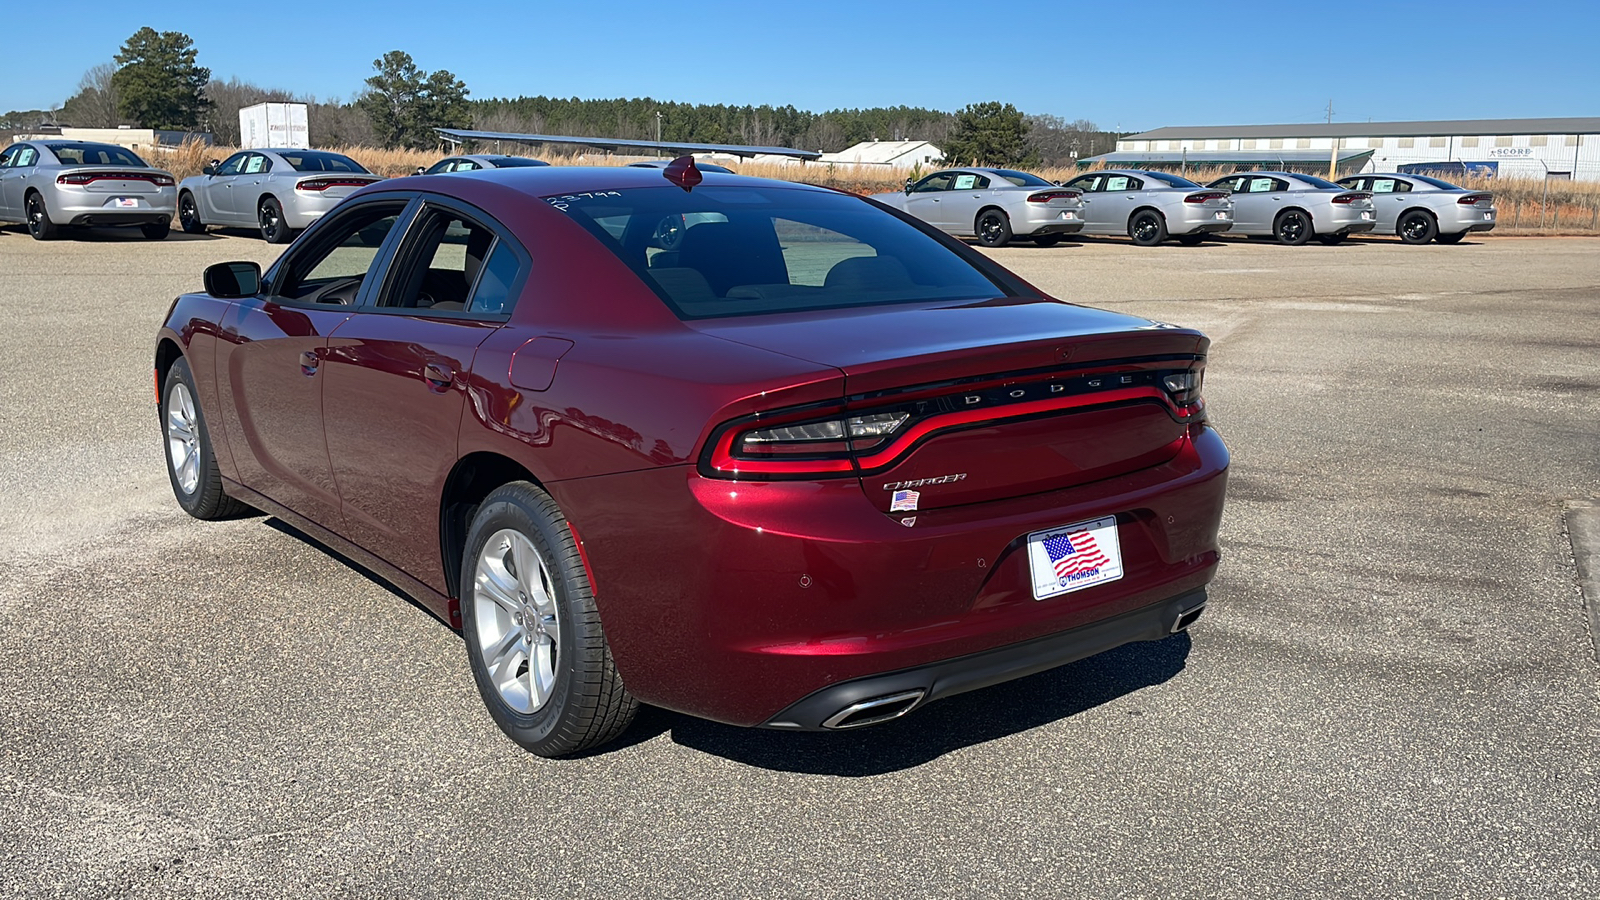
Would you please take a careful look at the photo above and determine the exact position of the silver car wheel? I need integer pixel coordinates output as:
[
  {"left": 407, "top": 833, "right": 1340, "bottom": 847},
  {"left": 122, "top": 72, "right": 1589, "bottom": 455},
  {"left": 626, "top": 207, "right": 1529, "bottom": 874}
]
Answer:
[
  {"left": 473, "top": 528, "right": 562, "bottom": 714},
  {"left": 259, "top": 202, "right": 280, "bottom": 241},
  {"left": 165, "top": 382, "right": 201, "bottom": 496}
]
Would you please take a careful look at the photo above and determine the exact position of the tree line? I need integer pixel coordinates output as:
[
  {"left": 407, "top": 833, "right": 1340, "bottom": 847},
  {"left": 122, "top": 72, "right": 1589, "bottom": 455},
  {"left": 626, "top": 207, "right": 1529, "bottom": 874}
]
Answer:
[{"left": 0, "top": 27, "right": 1122, "bottom": 165}]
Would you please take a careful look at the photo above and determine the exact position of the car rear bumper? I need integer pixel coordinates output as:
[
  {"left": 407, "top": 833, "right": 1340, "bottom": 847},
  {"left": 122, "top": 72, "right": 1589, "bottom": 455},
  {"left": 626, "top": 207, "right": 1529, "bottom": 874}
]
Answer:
[
  {"left": 1015, "top": 204, "right": 1086, "bottom": 236},
  {"left": 1320, "top": 206, "right": 1377, "bottom": 234},
  {"left": 1447, "top": 206, "right": 1497, "bottom": 233},
  {"left": 281, "top": 192, "right": 355, "bottom": 229},
  {"left": 47, "top": 186, "right": 175, "bottom": 226},
  {"left": 1170, "top": 205, "right": 1233, "bottom": 235},
  {"left": 551, "top": 423, "right": 1229, "bottom": 727}
]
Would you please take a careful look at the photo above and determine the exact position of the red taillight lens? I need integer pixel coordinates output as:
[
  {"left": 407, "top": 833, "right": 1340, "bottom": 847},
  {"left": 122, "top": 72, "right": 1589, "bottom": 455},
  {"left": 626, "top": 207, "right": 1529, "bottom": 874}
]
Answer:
[
  {"left": 295, "top": 178, "right": 375, "bottom": 192},
  {"left": 1184, "top": 191, "right": 1227, "bottom": 204},
  {"left": 1458, "top": 194, "right": 1490, "bottom": 205},
  {"left": 57, "top": 171, "right": 173, "bottom": 186},
  {"left": 1027, "top": 190, "right": 1081, "bottom": 203},
  {"left": 1331, "top": 192, "right": 1370, "bottom": 204}
]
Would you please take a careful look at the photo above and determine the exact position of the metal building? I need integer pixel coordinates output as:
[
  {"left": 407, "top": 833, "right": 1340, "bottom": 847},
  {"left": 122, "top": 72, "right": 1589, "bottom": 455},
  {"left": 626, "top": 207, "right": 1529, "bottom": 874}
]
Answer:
[{"left": 1087, "top": 117, "right": 1600, "bottom": 181}]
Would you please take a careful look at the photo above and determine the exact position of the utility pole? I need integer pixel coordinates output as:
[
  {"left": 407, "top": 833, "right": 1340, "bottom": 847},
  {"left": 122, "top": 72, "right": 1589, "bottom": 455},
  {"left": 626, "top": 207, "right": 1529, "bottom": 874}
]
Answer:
[
  {"left": 655, "top": 110, "right": 662, "bottom": 144},
  {"left": 1326, "top": 99, "right": 1339, "bottom": 179}
]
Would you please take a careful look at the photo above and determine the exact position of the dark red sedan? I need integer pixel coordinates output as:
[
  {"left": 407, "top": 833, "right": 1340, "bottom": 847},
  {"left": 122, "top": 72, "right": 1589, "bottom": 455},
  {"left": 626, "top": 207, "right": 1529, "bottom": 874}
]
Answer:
[{"left": 155, "top": 162, "right": 1228, "bottom": 756}]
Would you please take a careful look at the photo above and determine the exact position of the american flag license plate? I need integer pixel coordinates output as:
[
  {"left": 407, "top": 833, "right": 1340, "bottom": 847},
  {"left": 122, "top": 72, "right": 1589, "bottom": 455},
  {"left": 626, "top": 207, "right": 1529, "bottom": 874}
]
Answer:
[{"left": 1027, "top": 516, "right": 1124, "bottom": 600}]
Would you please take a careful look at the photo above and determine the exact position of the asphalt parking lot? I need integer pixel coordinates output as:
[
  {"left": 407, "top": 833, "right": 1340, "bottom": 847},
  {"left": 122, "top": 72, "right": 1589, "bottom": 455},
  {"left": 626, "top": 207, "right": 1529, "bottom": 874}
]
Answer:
[{"left": 2, "top": 227, "right": 1597, "bottom": 898}]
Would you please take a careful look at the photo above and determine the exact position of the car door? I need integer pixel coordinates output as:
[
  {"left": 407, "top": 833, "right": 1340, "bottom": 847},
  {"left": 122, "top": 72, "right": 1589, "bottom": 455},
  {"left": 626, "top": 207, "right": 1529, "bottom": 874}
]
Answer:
[
  {"left": 0, "top": 145, "right": 23, "bottom": 220},
  {"left": 214, "top": 197, "right": 412, "bottom": 530},
  {"left": 199, "top": 152, "right": 249, "bottom": 223},
  {"left": 1097, "top": 174, "right": 1144, "bottom": 233},
  {"left": 1367, "top": 176, "right": 1413, "bottom": 233},
  {"left": 1063, "top": 175, "right": 1108, "bottom": 232},
  {"left": 940, "top": 172, "right": 991, "bottom": 236},
  {"left": 1233, "top": 176, "right": 1284, "bottom": 232},
  {"left": 235, "top": 152, "right": 273, "bottom": 218},
  {"left": 902, "top": 172, "right": 957, "bottom": 230},
  {"left": 320, "top": 199, "right": 525, "bottom": 591}
]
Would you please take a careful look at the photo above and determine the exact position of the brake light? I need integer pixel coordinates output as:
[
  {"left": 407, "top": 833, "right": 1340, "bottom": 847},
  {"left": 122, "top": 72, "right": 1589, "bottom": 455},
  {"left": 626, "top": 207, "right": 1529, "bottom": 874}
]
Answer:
[
  {"left": 1184, "top": 191, "right": 1227, "bottom": 203},
  {"left": 1458, "top": 194, "right": 1490, "bottom": 205},
  {"left": 1027, "top": 190, "right": 1080, "bottom": 203},
  {"left": 295, "top": 178, "right": 375, "bottom": 192},
  {"left": 57, "top": 172, "right": 174, "bottom": 186},
  {"left": 1331, "top": 192, "right": 1370, "bottom": 204}
]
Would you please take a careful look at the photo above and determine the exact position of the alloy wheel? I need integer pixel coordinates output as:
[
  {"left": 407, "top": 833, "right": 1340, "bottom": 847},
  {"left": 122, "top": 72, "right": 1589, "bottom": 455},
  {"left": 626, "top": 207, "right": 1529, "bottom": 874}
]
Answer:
[
  {"left": 26, "top": 196, "right": 45, "bottom": 237},
  {"left": 180, "top": 195, "right": 197, "bottom": 229},
  {"left": 165, "top": 382, "right": 201, "bottom": 496},
  {"left": 259, "top": 203, "right": 280, "bottom": 241},
  {"left": 472, "top": 529, "right": 562, "bottom": 714}
]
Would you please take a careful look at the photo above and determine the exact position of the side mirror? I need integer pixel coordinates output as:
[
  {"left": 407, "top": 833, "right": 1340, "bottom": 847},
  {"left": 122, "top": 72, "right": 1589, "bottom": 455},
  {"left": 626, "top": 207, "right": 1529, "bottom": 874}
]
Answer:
[
  {"left": 202, "top": 161, "right": 220, "bottom": 176},
  {"left": 204, "top": 261, "right": 261, "bottom": 298},
  {"left": 414, "top": 166, "right": 426, "bottom": 176},
  {"left": 904, "top": 178, "right": 913, "bottom": 194}
]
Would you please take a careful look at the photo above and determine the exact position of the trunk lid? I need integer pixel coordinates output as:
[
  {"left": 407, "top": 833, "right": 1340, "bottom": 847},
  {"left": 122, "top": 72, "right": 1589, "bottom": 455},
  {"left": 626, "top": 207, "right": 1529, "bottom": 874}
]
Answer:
[
  {"left": 61, "top": 167, "right": 174, "bottom": 194},
  {"left": 694, "top": 298, "right": 1207, "bottom": 512}
]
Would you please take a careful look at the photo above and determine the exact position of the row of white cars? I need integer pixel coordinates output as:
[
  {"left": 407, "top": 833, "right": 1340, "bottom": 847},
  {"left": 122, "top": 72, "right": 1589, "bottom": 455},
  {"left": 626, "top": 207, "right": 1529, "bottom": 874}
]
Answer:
[{"left": 873, "top": 167, "right": 1498, "bottom": 247}]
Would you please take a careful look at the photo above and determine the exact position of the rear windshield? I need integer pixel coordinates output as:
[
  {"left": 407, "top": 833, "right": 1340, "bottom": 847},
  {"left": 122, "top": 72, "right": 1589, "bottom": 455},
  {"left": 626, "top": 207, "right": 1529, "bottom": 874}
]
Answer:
[
  {"left": 1294, "top": 174, "right": 1343, "bottom": 190},
  {"left": 45, "top": 142, "right": 147, "bottom": 167},
  {"left": 1143, "top": 172, "right": 1202, "bottom": 188},
  {"left": 1408, "top": 174, "right": 1460, "bottom": 189},
  {"left": 550, "top": 185, "right": 1007, "bottom": 319},
  {"left": 992, "top": 169, "right": 1053, "bottom": 187},
  {"left": 488, "top": 157, "right": 550, "bottom": 168},
  {"left": 281, "top": 151, "right": 369, "bottom": 173}
]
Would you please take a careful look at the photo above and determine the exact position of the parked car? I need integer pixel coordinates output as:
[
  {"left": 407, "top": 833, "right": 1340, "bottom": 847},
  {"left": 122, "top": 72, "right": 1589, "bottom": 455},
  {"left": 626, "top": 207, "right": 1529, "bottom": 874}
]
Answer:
[
  {"left": 155, "top": 165, "right": 1228, "bottom": 757},
  {"left": 177, "top": 148, "right": 383, "bottom": 244},
  {"left": 1335, "top": 172, "right": 1496, "bottom": 244},
  {"left": 415, "top": 155, "right": 551, "bottom": 175},
  {"left": 0, "top": 140, "right": 176, "bottom": 240},
  {"left": 1205, "top": 171, "right": 1376, "bottom": 245},
  {"left": 628, "top": 159, "right": 735, "bottom": 174},
  {"left": 873, "top": 168, "right": 1086, "bottom": 247},
  {"left": 1058, "top": 170, "right": 1233, "bottom": 246}
]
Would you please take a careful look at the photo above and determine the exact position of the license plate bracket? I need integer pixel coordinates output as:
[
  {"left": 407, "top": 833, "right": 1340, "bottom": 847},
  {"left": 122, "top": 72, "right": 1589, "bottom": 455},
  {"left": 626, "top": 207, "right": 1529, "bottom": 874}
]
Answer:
[{"left": 1027, "top": 515, "right": 1124, "bottom": 600}]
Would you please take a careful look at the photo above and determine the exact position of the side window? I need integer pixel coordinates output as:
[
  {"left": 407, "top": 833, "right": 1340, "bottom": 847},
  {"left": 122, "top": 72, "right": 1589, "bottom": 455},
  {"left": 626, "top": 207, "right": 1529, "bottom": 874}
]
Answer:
[
  {"left": 1340, "top": 178, "right": 1367, "bottom": 191},
  {"left": 1103, "top": 175, "right": 1133, "bottom": 191},
  {"left": 243, "top": 154, "right": 270, "bottom": 175},
  {"left": 1213, "top": 176, "right": 1244, "bottom": 192},
  {"left": 274, "top": 202, "right": 408, "bottom": 303},
  {"left": 0, "top": 146, "right": 15, "bottom": 167},
  {"left": 1247, "top": 177, "right": 1277, "bottom": 193},
  {"left": 911, "top": 173, "right": 955, "bottom": 193},
  {"left": 381, "top": 207, "right": 509, "bottom": 314},
  {"left": 426, "top": 160, "right": 452, "bottom": 175},
  {"left": 1370, "top": 178, "right": 1399, "bottom": 193},
  {"left": 1125, "top": 176, "right": 1144, "bottom": 190},
  {"left": 1392, "top": 179, "right": 1413, "bottom": 192},
  {"left": 1066, "top": 175, "right": 1100, "bottom": 192},
  {"left": 467, "top": 243, "right": 522, "bottom": 315},
  {"left": 216, "top": 153, "right": 248, "bottom": 176},
  {"left": 953, "top": 173, "right": 981, "bottom": 190},
  {"left": 14, "top": 146, "right": 38, "bottom": 167},
  {"left": 461, "top": 161, "right": 481, "bottom": 171}
]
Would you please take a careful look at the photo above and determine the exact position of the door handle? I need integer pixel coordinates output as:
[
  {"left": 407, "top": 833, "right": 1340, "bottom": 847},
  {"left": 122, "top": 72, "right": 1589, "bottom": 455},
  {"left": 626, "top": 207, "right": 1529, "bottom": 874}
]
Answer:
[
  {"left": 299, "top": 350, "right": 319, "bottom": 376},
  {"left": 424, "top": 360, "right": 454, "bottom": 389}
]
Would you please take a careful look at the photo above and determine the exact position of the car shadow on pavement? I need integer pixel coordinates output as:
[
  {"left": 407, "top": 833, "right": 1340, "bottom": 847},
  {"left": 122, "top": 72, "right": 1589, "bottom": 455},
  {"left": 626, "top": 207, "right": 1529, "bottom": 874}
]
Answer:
[
  {"left": 634, "top": 634, "right": 1192, "bottom": 776},
  {"left": 263, "top": 517, "right": 452, "bottom": 625}
]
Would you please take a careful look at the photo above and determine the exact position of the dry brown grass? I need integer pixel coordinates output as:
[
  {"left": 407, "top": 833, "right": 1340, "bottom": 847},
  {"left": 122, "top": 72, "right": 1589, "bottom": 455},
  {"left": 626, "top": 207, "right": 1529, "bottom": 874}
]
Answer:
[{"left": 154, "top": 140, "right": 1600, "bottom": 235}]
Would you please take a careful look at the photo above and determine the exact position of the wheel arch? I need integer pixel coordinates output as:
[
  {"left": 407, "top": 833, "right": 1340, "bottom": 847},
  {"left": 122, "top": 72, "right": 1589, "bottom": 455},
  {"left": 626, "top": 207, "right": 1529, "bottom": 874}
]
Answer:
[
  {"left": 1400, "top": 206, "right": 1437, "bottom": 223},
  {"left": 974, "top": 204, "right": 1009, "bottom": 227},
  {"left": 255, "top": 191, "right": 281, "bottom": 213},
  {"left": 155, "top": 337, "right": 185, "bottom": 399},
  {"left": 1129, "top": 205, "right": 1166, "bottom": 225},
  {"left": 439, "top": 451, "right": 542, "bottom": 605}
]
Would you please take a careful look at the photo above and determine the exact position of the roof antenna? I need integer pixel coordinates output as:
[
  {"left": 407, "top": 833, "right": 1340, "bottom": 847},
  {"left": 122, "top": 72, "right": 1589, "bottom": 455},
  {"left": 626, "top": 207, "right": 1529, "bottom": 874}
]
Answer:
[{"left": 663, "top": 155, "right": 702, "bottom": 191}]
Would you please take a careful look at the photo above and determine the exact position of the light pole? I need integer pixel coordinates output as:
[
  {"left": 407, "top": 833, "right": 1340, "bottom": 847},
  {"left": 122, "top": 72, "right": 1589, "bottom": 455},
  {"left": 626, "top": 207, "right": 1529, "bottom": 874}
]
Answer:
[{"left": 655, "top": 111, "right": 662, "bottom": 144}]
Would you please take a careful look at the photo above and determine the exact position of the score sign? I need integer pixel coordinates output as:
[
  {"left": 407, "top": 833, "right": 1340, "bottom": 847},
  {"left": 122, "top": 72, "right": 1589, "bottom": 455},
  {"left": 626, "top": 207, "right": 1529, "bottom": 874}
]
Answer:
[{"left": 1488, "top": 147, "right": 1535, "bottom": 158}]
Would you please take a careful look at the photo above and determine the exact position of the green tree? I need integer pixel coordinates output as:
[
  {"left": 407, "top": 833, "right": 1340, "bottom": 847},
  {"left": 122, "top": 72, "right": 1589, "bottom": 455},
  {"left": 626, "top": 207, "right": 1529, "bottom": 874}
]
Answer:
[
  {"left": 359, "top": 51, "right": 471, "bottom": 149},
  {"left": 111, "top": 28, "right": 210, "bottom": 130},
  {"left": 942, "top": 102, "right": 1033, "bottom": 167}
]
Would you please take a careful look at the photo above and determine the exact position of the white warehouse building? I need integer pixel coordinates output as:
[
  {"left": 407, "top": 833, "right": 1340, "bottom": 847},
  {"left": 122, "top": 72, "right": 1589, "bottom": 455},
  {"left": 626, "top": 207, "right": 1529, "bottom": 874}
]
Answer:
[{"left": 1095, "top": 117, "right": 1600, "bottom": 181}]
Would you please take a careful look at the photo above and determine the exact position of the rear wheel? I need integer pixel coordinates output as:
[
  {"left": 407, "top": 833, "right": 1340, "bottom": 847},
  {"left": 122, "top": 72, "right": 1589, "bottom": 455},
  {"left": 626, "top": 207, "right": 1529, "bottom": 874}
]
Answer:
[
  {"left": 1435, "top": 231, "right": 1467, "bottom": 244},
  {"left": 1032, "top": 234, "right": 1063, "bottom": 247},
  {"left": 259, "top": 197, "right": 291, "bottom": 244},
  {"left": 1398, "top": 210, "right": 1438, "bottom": 244},
  {"left": 1128, "top": 210, "right": 1167, "bottom": 246},
  {"left": 25, "top": 192, "right": 59, "bottom": 241},
  {"left": 461, "top": 482, "right": 638, "bottom": 757},
  {"left": 141, "top": 221, "right": 170, "bottom": 240},
  {"left": 1273, "top": 209, "right": 1312, "bottom": 245},
  {"left": 1316, "top": 233, "right": 1347, "bottom": 246},
  {"left": 163, "top": 358, "right": 250, "bottom": 520},
  {"left": 976, "top": 209, "right": 1012, "bottom": 247},
  {"left": 178, "top": 192, "right": 205, "bottom": 234}
]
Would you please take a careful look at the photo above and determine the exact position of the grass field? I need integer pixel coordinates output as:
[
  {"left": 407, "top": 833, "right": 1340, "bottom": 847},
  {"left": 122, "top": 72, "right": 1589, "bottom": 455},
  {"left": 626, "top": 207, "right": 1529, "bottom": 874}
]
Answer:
[{"left": 154, "top": 140, "right": 1600, "bottom": 236}]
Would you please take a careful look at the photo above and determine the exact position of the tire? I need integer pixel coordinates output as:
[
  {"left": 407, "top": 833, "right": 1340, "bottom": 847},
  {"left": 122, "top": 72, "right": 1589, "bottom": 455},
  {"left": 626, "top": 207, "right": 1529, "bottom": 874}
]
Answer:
[
  {"left": 259, "top": 197, "right": 292, "bottom": 244},
  {"left": 141, "top": 221, "right": 170, "bottom": 240},
  {"left": 24, "top": 191, "right": 59, "bottom": 241},
  {"left": 1273, "top": 209, "right": 1313, "bottom": 246},
  {"left": 178, "top": 192, "right": 205, "bottom": 234},
  {"left": 1398, "top": 210, "right": 1438, "bottom": 244},
  {"left": 1032, "top": 234, "right": 1063, "bottom": 247},
  {"left": 162, "top": 357, "right": 250, "bottom": 520},
  {"left": 1176, "top": 234, "right": 1205, "bottom": 246},
  {"left": 1128, "top": 209, "right": 1167, "bottom": 246},
  {"left": 461, "top": 482, "right": 638, "bottom": 757},
  {"left": 1435, "top": 231, "right": 1467, "bottom": 244},
  {"left": 975, "top": 209, "right": 1012, "bottom": 247},
  {"left": 1316, "top": 233, "right": 1347, "bottom": 246}
]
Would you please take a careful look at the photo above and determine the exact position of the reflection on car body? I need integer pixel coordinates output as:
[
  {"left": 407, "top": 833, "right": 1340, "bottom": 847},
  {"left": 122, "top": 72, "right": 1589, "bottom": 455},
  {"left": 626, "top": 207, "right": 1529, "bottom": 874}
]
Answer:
[{"left": 154, "top": 165, "right": 1227, "bottom": 757}]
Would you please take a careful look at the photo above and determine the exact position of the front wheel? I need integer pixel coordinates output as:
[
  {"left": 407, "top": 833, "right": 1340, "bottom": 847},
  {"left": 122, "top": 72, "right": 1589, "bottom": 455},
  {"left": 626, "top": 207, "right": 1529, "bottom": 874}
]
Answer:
[
  {"left": 1128, "top": 210, "right": 1167, "bottom": 246},
  {"left": 1273, "top": 209, "right": 1312, "bottom": 245},
  {"left": 1398, "top": 210, "right": 1438, "bottom": 244},
  {"left": 1435, "top": 231, "right": 1467, "bottom": 244},
  {"left": 975, "top": 209, "right": 1012, "bottom": 247},
  {"left": 259, "top": 197, "right": 292, "bottom": 244},
  {"left": 461, "top": 482, "right": 638, "bottom": 757},
  {"left": 163, "top": 358, "right": 250, "bottom": 520},
  {"left": 25, "top": 192, "right": 59, "bottom": 241},
  {"left": 178, "top": 192, "right": 205, "bottom": 234}
]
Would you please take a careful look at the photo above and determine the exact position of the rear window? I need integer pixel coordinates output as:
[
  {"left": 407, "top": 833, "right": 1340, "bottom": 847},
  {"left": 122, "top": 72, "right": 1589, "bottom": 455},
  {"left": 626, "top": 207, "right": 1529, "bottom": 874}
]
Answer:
[
  {"left": 1294, "top": 174, "right": 1343, "bottom": 190},
  {"left": 1408, "top": 174, "right": 1460, "bottom": 189},
  {"left": 1143, "top": 172, "right": 1202, "bottom": 188},
  {"left": 45, "top": 143, "right": 147, "bottom": 167},
  {"left": 488, "top": 157, "right": 550, "bottom": 168},
  {"left": 992, "top": 169, "right": 1053, "bottom": 187},
  {"left": 281, "top": 151, "right": 369, "bottom": 174},
  {"left": 550, "top": 185, "right": 1007, "bottom": 319}
]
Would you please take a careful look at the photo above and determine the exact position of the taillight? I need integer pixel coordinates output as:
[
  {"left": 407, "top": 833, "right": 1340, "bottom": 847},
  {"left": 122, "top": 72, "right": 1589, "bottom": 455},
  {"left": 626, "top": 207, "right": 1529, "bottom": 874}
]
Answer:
[
  {"left": 1331, "top": 192, "right": 1370, "bottom": 204},
  {"left": 1027, "top": 190, "right": 1080, "bottom": 203},
  {"left": 57, "top": 172, "right": 173, "bottom": 186},
  {"left": 1184, "top": 191, "right": 1227, "bottom": 203},
  {"left": 1162, "top": 363, "right": 1206, "bottom": 411},
  {"left": 295, "top": 178, "right": 375, "bottom": 192},
  {"left": 1458, "top": 194, "right": 1490, "bottom": 205}
]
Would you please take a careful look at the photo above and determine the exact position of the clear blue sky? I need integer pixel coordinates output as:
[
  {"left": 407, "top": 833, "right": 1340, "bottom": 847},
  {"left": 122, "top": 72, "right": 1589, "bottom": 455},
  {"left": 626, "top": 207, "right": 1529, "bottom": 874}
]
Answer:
[{"left": 6, "top": 0, "right": 1597, "bottom": 134}]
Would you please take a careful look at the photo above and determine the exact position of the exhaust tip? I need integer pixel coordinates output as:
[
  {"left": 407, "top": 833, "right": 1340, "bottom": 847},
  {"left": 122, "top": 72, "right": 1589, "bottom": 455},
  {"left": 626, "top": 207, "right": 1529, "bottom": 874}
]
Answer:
[
  {"left": 1172, "top": 603, "right": 1206, "bottom": 633},
  {"left": 821, "top": 689, "right": 926, "bottom": 730}
]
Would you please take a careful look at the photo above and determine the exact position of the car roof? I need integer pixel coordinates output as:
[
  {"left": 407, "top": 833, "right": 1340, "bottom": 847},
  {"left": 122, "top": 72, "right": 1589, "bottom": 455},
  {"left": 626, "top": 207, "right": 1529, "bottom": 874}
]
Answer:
[{"left": 390, "top": 165, "right": 828, "bottom": 201}]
